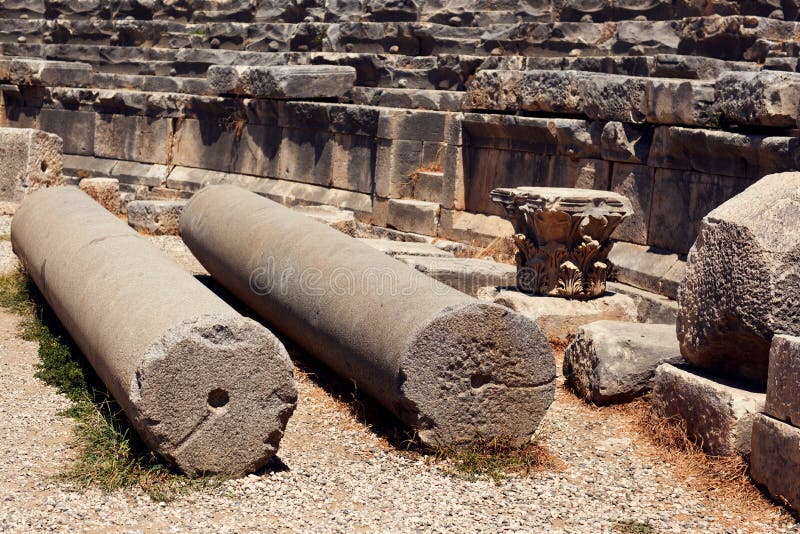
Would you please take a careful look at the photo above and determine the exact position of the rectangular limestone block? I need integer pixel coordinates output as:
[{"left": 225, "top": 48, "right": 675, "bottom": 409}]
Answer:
[
  {"left": 38, "top": 109, "right": 94, "bottom": 156},
  {"left": 397, "top": 256, "right": 516, "bottom": 297},
  {"left": 330, "top": 134, "right": 375, "bottom": 194},
  {"left": 765, "top": 335, "right": 800, "bottom": 426},
  {"left": 750, "top": 414, "right": 800, "bottom": 512},
  {"left": 465, "top": 148, "right": 550, "bottom": 216},
  {"left": 94, "top": 114, "right": 172, "bottom": 165},
  {"left": 0, "top": 58, "right": 93, "bottom": 87},
  {"left": 442, "top": 144, "right": 466, "bottom": 210},
  {"left": 208, "top": 65, "right": 357, "bottom": 99},
  {"left": 716, "top": 71, "right": 800, "bottom": 128},
  {"left": 374, "top": 139, "right": 423, "bottom": 199},
  {"left": 652, "top": 363, "right": 766, "bottom": 456},
  {"left": 648, "top": 169, "right": 753, "bottom": 254},
  {"left": 413, "top": 171, "right": 443, "bottom": 203},
  {"left": 0, "top": 127, "right": 63, "bottom": 201},
  {"left": 547, "top": 157, "right": 610, "bottom": 190},
  {"left": 386, "top": 199, "right": 439, "bottom": 237},
  {"left": 610, "top": 164, "right": 655, "bottom": 245},
  {"left": 377, "top": 109, "right": 449, "bottom": 142},
  {"left": 647, "top": 126, "right": 800, "bottom": 180},
  {"left": 277, "top": 129, "right": 334, "bottom": 187},
  {"left": 358, "top": 239, "right": 454, "bottom": 258},
  {"left": 172, "top": 118, "right": 279, "bottom": 177},
  {"left": 438, "top": 208, "right": 514, "bottom": 247}
]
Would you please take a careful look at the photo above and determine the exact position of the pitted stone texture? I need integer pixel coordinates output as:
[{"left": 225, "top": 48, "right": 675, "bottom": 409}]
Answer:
[
  {"left": 127, "top": 200, "right": 186, "bottom": 236},
  {"left": 0, "top": 128, "right": 63, "bottom": 202},
  {"left": 0, "top": 58, "right": 93, "bottom": 86},
  {"left": 765, "top": 335, "right": 800, "bottom": 426},
  {"left": 79, "top": 178, "right": 120, "bottom": 214},
  {"left": 476, "top": 287, "right": 637, "bottom": 343},
  {"left": 652, "top": 363, "right": 765, "bottom": 457},
  {"left": 564, "top": 321, "right": 683, "bottom": 405},
  {"left": 180, "top": 185, "right": 556, "bottom": 447},
  {"left": 716, "top": 71, "right": 800, "bottom": 128},
  {"left": 677, "top": 173, "right": 800, "bottom": 384},
  {"left": 11, "top": 187, "right": 296, "bottom": 476},
  {"left": 751, "top": 414, "right": 800, "bottom": 513},
  {"left": 208, "top": 65, "right": 357, "bottom": 99}
]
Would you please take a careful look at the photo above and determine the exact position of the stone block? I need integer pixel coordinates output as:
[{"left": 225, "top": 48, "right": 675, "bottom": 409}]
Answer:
[
  {"left": 208, "top": 65, "right": 357, "bottom": 99},
  {"left": 765, "top": 335, "right": 800, "bottom": 426},
  {"left": 751, "top": 414, "right": 800, "bottom": 512},
  {"left": 476, "top": 287, "right": 637, "bottom": 343},
  {"left": 374, "top": 139, "right": 423, "bottom": 198},
  {"left": 357, "top": 238, "right": 454, "bottom": 258},
  {"left": 465, "top": 148, "right": 550, "bottom": 216},
  {"left": 547, "top": 157, "right": 610, "bottom": 190},
  {"left": 398, "top": 256, "right": 516, "bottom": 297},
  {"left": 292, "top": 205, "right": 358, "bottom": 237},
  {"left": 79, "top": 178, "right": 120, "bottom": 214},
  {"left": 39, "top": 109, "right": 94, "bottom": 156},
  {"left": 438, "top": 208, "right": 514, "bottom": 248},
  {"left": 377, "top": 109, "right": 449, "bottom": 142},
  {"left": 172, "top": 118, "right": 276, "bottom": 177},
  {"left": 564, "top": 321, "right": 684, "bottom": 405},
  {"left": 677, "top": 173, "right": 800, "bottom": 384},
  {"left": 608, "top": 241, "right": 684, "bottom": 299},
  {"left": 610, "top": 163, "right": 654, "bottom": 245},
  {"left": 64, "top": 154, "right": 116, "bottom": 180},
  {"left": 644, "top": 78, "right": 718, "bottom": 126},
  {"left": 111, "top": 160, "right": 169, "bottom": 188},
  {"left": 277, "top": 129, "right": 334, "bottom": 187},
  {"left": 126, "top": 200, "right": 186, "bottom": 236},
  {"left": 94, "top": 114, "right": 172, "bottom": 165},
  {"left": 716, "top": 71, "right": 800, "bottom": 128},
  {"left": 330, "top": 134, "right": 375, "bottom": 194},
  {"left": 648, "top": 126, "right": 800, "bottom": 180},
  {"left": 600, "top": 121, "right": 652, "bottom": 164},
  {"left": 386, "top": 199, "right": 439, "bottom": 236},
  {"left": 606, "top": 282, "right": 679, "bottom": 325},
  {"left": 0, "top": 58, "right": 93, "bottom": 87},
  {"left": 0, "top": 127, "right": 63, "bottom": 202},
  {"left": 652, "top": 363, "right": 766, "bottom": 456},
  {"left": 413, "top": 170, "right": 443, "bottom": 203},
  {"left": 441, "top": 144, "right": 466, "bottom": 210},
  {"left": 648, "top": 169, "right": 752, "bottom": 255}
]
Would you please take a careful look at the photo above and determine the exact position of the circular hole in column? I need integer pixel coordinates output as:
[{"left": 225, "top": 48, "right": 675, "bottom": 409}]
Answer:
[{"left": 207, "top": 388, "right": 229, "bottom": 409}]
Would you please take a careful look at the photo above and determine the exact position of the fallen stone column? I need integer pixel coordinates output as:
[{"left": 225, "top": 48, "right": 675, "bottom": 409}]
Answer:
[
  {"left": 180, "top": 185, "right": 556, "bottom": 447},
  {"left": 11, "top": 187, "right": 297, "bottom": 476}
]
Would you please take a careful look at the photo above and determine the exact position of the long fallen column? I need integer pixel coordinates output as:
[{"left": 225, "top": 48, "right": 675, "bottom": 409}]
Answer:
[
  {"left": 180, "top": 185, "right": 556, "bottom": 446},
  {"left": 11, "top": 187, "right": 297, "bottom": 476}
]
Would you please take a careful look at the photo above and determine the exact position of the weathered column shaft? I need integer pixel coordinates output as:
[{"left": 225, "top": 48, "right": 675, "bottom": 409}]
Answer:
[
  {"left": 11, "top": 187, "right": 297, "bottom": 476},
  {"left": 180, "top": 185, "right": 556, "bottom": 446}
]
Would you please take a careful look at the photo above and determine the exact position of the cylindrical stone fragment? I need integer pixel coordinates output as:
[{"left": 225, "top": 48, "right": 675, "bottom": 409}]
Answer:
[
  {"left": 11, "top": 187, "right": 297, "bottom": 476},
  {"left": 180, "top": 185, "right": 556, "bottom": 446}
]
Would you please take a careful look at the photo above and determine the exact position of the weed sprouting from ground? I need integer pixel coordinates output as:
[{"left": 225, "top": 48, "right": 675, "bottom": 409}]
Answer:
[
  {"left": 613, "top": 518, "right": 656, "bottom": 533},
  {"left": 431, "top": 435, "right": 562, "bottom": 484},
  {"left": 0, "top": 270, "right": 218, "bottom": 501}
]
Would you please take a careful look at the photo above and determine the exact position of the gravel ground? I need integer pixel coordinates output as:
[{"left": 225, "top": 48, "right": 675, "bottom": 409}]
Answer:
[{"left": 0, "top": 235, "right": 797, "bottom": 532}]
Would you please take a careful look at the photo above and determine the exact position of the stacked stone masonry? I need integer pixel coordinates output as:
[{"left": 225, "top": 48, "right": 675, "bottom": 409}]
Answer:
[{"left": 3, "top": 3, "right": 800, "bottom": 299}]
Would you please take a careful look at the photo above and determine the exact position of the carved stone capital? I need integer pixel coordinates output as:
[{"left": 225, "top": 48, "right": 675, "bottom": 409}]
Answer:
[{"left": 491, "top": 187, "right": 633, "bottom": 299}]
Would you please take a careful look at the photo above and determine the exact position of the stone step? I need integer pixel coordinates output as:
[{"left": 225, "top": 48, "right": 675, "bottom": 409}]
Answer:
[
  {"left": 6, "top": 1, "right": 799, "bottom": 23},
  {"left": 396, "top": 255, "right": 516, "bottom": 297},
  {"left": 352, "top": 87, "right": 465, "bottom": 111},
  {"left": 1, "top": 16, "right": 799, "bottom": 61},
  {"left": 651, "top": 363, "right": 766, "bottom": 457},
  {"left": 386, "top": 198, "right": 439, "bottom": 237},
  {"left": 466, "top": 68, "right": 800, "bottom": 129},
  {"left": 357, "top": 238, "right": 454, "bottom": 258}
]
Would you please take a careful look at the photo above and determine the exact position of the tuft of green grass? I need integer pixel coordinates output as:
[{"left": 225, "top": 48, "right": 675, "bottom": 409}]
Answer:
[
  {"left": 431, "top": 435, "right": 560, "bottom": 484},
  {"left": 0, "top": 270, "right": 218, "bottom": 501},
  {"left": 613, "top": 519, "right": 656, "bottom": 533}
]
